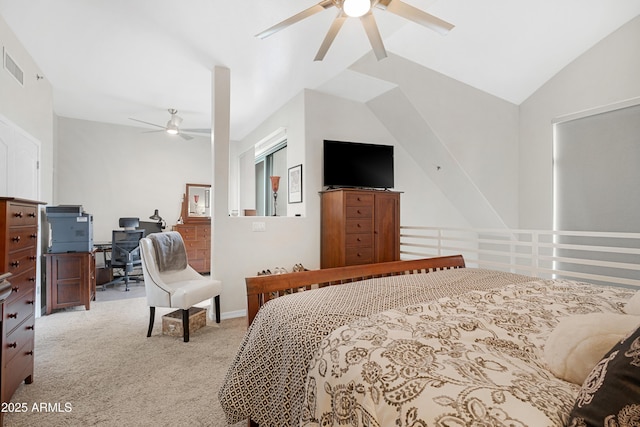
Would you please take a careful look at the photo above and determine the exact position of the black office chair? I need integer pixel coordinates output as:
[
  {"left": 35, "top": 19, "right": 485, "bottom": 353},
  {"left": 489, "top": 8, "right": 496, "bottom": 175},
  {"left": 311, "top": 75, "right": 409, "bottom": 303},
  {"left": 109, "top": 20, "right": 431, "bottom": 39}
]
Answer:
[{"left": 105, "top": 219, "right": 146, "bottom": 291}]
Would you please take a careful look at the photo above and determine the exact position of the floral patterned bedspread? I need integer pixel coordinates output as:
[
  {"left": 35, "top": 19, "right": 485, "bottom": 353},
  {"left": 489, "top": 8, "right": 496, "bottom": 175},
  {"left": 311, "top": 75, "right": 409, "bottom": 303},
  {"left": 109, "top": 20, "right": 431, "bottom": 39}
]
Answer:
[
  {"left": 300, "top": 279, "right": 633, "bottom": 427},
  {"left": 219, "top": 269, "right": 536, "bottom": 426}
]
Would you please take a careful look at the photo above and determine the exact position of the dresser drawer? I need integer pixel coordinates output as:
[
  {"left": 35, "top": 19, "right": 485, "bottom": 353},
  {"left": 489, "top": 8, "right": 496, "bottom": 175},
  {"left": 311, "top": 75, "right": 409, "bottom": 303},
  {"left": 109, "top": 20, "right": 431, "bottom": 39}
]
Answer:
[
  {"left": 184, "top": 239, "right": 207, "bottom": 250},
  {"left": 345, "top": 218, "right": 373, "bottom": 234},
  {"left": 6, "top": 226, "right": 38, "bottom": 253},
  {"left": 346, "top": 233, "right": 373, "bottom": 247},
  {"left": 345, "top": 192, "right": 374, "bottom": 207},
  {"left": 3, "top": 289, "right": 35, "bottom": 334},
  {"left": 5, "top": 247, "right": 38, "bottom": 277},
  {"left": 2, "top": 334, "right": 34, "bottom": 402},
  {"left": 175, "top": 225, "right": 197, "bottom": 240},
  {"left": 345, "top": 247, "right": 374, "bottom": 265},
  {"left": 4, "top": 268, "right": 36, "bottom": 305},
  {"left": 346, "top": 205, "right": 373, "bottom": 219},
  {"left": 4, "top": 316, "right": 34, "bottom": 366},
  {"left": 6, "top": 203, "right": 38, "bottom": 227}
]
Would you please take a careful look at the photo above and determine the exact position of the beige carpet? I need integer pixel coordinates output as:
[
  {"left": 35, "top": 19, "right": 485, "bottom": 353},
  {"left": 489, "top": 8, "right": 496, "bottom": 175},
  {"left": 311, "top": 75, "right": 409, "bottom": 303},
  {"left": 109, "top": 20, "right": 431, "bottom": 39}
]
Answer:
[{"left": 4, "top": 297, "right": 247, "bottom": 427}]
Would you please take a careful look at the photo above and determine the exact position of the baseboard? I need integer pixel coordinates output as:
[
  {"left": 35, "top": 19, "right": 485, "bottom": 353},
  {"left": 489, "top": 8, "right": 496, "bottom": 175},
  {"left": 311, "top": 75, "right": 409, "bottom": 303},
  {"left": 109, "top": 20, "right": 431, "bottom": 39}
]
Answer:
[{"left": 220, "top": 309, "right": 246, "bottom": 320}]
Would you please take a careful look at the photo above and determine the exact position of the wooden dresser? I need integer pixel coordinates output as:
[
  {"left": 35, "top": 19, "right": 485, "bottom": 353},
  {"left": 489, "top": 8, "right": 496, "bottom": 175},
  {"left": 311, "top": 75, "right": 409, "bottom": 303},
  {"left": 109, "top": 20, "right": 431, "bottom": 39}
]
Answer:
[
  {"left": 0, "top": 197, "right": 43, "bottom": 411},
  {"left": 173, "top": 223, "right": 211, "bottom": 274},
  {"left": 320, "top": 189, "right": 400, "bottom": 269},
  {"left": 45, "top": 252, "right": 96, "bottom": 314}
]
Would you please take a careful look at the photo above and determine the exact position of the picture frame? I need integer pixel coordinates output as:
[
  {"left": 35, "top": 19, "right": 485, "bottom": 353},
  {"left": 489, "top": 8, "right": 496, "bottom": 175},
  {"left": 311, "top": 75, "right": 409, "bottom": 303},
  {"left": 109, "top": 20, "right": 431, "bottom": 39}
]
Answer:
[{"left": 288, "top": 164, "right": 302, "bottom": 203}]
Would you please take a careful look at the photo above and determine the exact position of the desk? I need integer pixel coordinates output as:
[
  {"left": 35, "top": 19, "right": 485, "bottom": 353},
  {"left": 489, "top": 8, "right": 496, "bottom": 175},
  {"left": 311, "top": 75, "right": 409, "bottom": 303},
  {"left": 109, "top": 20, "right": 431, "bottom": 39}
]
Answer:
[
  {"left": 45, "top": 252, "right": 96, "bottom": 314},
  {"left": 94, "top": 242, "right": 113, "bottom": 287}
]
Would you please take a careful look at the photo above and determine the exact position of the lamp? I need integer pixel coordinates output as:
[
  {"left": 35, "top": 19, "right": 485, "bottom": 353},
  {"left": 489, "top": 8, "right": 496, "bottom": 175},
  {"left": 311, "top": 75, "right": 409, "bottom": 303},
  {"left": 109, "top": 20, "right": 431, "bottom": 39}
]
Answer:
[
  {"left": 270, "top": 176, "right": 280, "bottom": 216},
  {"left": 343, "top": 0, "right": 370, "bottom": 17},
  {"left": 149, "top": 209, "right": 166, "bottom": 229}
]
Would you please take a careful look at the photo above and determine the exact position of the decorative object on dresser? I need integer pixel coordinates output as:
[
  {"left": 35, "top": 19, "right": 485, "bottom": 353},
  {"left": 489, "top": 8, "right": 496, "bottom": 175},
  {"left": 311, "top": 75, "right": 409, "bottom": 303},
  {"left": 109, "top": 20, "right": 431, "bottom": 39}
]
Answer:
[
  {"left": 174, "top": 183, "right": 211, "bottom": 274},
  {"left": 44, "top": 252, "right": 96, "bottom": 314},
  {"left": 320, "top": 188, "right": 400, "bottom": 268},
  {"left": 0, "top": 197, "right": 44, "bottom": 418}
]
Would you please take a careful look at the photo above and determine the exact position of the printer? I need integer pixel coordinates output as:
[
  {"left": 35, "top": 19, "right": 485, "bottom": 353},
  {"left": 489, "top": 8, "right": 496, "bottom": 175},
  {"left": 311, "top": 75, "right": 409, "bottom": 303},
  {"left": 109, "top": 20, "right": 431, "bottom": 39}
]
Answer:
[{"left": 45, "top": 205, "right": 93, "bottom": 253}]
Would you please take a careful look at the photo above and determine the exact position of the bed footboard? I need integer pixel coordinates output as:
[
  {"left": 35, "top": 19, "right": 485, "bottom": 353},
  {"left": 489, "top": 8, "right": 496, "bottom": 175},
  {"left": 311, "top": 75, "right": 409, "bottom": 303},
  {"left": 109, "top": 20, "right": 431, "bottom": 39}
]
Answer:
[{"left": 245, "top": 255, "right": 465, "bottom": 326}]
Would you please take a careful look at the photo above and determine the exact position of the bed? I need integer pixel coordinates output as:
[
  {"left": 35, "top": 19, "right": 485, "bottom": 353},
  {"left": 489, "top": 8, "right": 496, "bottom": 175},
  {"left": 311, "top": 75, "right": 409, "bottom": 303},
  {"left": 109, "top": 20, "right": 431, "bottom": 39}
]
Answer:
[{"left": 218, "top": 255, "right": 638, "bottom": 427}]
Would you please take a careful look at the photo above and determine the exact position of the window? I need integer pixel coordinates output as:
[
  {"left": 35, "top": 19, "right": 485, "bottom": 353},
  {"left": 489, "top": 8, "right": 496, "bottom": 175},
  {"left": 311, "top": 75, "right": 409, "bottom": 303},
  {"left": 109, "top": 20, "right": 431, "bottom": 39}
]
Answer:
[{"left": 255, "top": 133, "right": 287, "bottom": 216}]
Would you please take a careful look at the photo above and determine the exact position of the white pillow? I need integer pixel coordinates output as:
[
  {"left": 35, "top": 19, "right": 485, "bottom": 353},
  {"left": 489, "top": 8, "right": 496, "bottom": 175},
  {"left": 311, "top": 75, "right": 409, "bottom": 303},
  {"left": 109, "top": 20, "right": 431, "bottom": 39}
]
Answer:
[
  {"left": 544, "top": 313, "right": 640, "bottom": 385},
  {"left": 624, "top": 291, "right": 640, "bottom": 315}
]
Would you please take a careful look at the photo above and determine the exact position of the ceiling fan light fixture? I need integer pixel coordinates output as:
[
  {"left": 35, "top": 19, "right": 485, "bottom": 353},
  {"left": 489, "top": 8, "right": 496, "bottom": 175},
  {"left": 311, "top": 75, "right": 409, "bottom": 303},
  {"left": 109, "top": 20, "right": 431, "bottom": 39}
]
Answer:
[
  {"left": 343, "top": 0, "right": 370, "bottom": 17},
  {"left": 166, "top": 121, "right": 179, "bottom": 135}
]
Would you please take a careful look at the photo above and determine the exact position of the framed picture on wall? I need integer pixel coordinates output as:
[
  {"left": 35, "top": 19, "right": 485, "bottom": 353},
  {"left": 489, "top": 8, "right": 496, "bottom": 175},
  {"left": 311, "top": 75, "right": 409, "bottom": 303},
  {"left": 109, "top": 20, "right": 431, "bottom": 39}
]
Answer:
[{"left": 288, "top": 164, "right": 302, "bottom": 203}]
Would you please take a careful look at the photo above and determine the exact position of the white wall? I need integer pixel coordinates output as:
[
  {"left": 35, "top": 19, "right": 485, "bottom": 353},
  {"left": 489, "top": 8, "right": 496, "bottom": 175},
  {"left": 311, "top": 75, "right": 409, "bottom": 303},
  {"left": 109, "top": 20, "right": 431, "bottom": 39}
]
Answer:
[
  {"left": 351, "top": 54, "right": 520, "bottom": 228},
  {"left": 56, "top": 117, "right": 211, "bottom": 242},
  {"left": 519, "top": 15, "right": 640, "bottom": 229}
]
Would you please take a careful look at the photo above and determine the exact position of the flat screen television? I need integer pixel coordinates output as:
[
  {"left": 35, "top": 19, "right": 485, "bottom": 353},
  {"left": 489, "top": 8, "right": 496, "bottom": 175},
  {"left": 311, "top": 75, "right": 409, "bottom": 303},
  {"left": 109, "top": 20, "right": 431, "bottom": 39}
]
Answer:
[{"left": 323, "top": 140, "right": 394, "bottom": 189}]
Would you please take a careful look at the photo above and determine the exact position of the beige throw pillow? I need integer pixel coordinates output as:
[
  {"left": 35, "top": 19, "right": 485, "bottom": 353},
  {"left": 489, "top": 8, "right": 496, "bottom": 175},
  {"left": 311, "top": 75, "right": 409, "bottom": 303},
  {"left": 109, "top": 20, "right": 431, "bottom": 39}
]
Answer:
[
  {"left": 544, "top": 313, "right": 640, "bottom": 385},
  {"left": 624, "top": 291, "right": 640, "bottom": 315}
]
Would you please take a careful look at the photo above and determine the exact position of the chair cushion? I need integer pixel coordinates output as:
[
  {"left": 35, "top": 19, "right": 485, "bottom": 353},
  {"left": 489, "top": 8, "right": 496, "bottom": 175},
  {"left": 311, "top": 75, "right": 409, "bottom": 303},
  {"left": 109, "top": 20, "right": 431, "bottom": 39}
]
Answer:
[{"left": 168, "top": 278, "right": 222, "bottom": 309}]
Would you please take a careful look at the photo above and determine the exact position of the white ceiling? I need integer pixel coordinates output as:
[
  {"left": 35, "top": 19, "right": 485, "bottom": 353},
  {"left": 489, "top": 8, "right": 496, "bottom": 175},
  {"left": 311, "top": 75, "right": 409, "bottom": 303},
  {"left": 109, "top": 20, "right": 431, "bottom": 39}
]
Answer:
[{"left": 1, "top": 0, "right": 639, "bottom": 141}]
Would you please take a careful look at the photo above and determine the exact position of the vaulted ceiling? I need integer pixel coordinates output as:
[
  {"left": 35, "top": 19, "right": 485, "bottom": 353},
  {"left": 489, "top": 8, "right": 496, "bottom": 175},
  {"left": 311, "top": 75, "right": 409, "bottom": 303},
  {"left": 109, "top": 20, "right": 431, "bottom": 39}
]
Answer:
[{"left": 1, "top": 0, "right": 639, "bottom": 140}]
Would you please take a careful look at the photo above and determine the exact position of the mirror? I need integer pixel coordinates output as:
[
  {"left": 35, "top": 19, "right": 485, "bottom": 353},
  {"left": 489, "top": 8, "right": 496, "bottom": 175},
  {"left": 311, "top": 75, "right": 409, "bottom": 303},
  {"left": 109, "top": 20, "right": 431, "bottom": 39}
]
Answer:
[{"left": 182, "top": 183, "right": 211, "bottom": 223}]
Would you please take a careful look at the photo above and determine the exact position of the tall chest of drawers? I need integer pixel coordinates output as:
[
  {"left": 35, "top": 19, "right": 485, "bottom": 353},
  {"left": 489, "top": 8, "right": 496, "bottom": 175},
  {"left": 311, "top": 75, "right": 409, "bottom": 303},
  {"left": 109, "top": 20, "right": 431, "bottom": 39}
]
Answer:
[
  {"left": 320, "top": 189, "right": 400, "bottom": 269},
  {"left": 173, "top": 223, "right": 211, "bottom": 274},
  {"left": 0, "top": 198, "right": 43, "bottom": 410}
]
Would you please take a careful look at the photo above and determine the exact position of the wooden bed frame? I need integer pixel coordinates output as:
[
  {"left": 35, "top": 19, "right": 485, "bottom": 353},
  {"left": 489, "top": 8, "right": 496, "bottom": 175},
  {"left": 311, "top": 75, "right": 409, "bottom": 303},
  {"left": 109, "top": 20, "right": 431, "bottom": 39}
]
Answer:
[
  {"left": 245, "top": 255, "right": 465, "bottom": 326},
  {"left": 243, "top": 255, "right": 465, "bottom": 427}
]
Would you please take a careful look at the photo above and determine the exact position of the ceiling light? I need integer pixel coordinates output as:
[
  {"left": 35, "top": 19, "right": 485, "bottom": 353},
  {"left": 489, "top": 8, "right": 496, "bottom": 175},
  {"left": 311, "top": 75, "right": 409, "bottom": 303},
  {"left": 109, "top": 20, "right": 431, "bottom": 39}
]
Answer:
[
  {"left": 166, "top": 121, "right": 179, "bottom": 135},
  {"left": 343, "top": 0, "right": 370, "bottom": 17}
]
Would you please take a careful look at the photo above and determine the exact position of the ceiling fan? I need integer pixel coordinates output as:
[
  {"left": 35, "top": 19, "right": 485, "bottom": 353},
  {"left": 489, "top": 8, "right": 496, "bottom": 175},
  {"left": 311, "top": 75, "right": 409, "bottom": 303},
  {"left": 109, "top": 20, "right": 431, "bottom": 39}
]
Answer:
[
  {"left": 129, "top": 109, "right": 210, "bottom": 141},
  {"left": 256, "top": 0, "right": 454, "bottom": 61}
]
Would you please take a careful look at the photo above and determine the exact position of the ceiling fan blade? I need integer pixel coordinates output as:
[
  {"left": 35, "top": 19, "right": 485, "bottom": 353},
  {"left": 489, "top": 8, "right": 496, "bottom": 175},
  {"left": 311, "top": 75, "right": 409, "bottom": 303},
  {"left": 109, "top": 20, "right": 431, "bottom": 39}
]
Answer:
[
  {"left": 360, "top": 12, "right": 387, "bottom": 60},
  {"left": 376, "top": 0, "right": 454, "bottom": 35},
  {"left": 256, "top": 0, "right": 335, "bottom": 39},
  {"left": 129, "top": 118, "right": 165, "bottom": 129},
  {"left": 181, "top": 128, "right": 211, "bottom": 134},
  {"left": 179, "top": 133, "right": 194, "bottom": 141},
  {"left": 314, "top": 12, "right": 347, "bottom": 61}
]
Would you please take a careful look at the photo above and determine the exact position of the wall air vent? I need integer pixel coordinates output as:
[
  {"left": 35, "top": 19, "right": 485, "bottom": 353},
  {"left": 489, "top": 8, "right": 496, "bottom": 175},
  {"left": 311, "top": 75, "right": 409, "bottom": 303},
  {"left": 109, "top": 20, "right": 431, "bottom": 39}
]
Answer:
[{"left": 3, "top": 48, "right": 24, "bottom": 86}]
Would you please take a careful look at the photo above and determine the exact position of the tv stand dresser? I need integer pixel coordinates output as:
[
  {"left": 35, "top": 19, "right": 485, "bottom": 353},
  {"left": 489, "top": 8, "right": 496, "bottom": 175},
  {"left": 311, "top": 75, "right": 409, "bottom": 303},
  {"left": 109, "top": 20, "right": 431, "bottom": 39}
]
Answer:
[{"left": 320, "top": 188, "right": 400, "bottom": 268}]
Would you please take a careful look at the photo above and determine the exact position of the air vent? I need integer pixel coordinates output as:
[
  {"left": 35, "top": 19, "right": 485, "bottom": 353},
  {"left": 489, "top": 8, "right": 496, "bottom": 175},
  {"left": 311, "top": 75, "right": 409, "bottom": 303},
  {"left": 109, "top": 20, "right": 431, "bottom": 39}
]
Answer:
[{"left": 3, "top": 48, "right": 24, "bottom": 86}]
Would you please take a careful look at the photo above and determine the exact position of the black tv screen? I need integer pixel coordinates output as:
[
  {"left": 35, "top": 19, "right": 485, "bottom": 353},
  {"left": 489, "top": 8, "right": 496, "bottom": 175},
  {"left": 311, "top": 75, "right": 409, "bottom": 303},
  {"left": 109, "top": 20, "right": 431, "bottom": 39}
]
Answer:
[{"left": 323, "top": 140, "right": 394, "bottom": 189}]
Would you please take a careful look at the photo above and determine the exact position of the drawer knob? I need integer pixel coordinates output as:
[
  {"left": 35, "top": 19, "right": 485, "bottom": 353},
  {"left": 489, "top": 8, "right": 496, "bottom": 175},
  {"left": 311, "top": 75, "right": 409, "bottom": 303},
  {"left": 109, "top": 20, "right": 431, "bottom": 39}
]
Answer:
[
  {"left": 7, "top": 313, "right": 18, "bottom": 319},
  {"left": 27, "top": 300, "right": 35, "bottom": 305},
  {"left": 27, "top": 325, "right": 35, "bottom": 331},
  {"left": 14, "top": 211, "right": 23, "bottom": 218},
  {"left": 8, "top": 342, "right": 17, "bottom": 349},
  {"left": 11, "top": 235, "right": 21, "bottom": 242},
  {"left": 10, "top": 260, "right": 20, "bottom": 268},
  {"left": 28, "top": 277, "right": 36, "bottom": 282},
  {"left": 26, "top": 350, "right": 34, "bottom": 356},
  {"left": 12, "top": 286, "right": 19, "bottom": 293},
  {"left": 29, "top": 256, "right": 37, "bottom": 261},
  {"left": 30, "top": 233, "right": 37, "bottom": 239},
  {"left": 28, "top": 212, "right": 36, "bottom": 218}
]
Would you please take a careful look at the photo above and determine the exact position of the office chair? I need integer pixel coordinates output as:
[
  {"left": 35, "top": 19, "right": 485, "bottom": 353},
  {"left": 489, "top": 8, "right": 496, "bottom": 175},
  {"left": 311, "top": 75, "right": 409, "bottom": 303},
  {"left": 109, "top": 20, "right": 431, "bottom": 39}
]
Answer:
[
  {"left": 106, "top": 224, "right": 145, "bottom": 291},
  {"left": 139, "top": 232, "right": 222, "bottom": 342}
]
